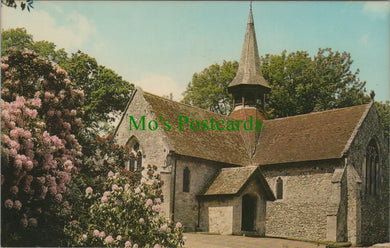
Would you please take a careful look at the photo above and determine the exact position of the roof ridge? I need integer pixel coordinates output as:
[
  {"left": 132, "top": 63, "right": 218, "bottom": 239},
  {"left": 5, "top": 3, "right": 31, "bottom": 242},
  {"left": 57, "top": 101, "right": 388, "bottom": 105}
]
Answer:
[
  {"left": 143, "top": 91, "right": 230, "bottom": 118},
  {"left": 114, "top": 88, "right": 138, "bottom": 136},
  {"left": 264, "top": 103, "right": 370, "bottom": 122},
  {"left": 220, "top": 165, "right": 257, "bottom": 171},
  {"left": 341, "top": 101, "right": 373, "bottom": 157},
  {"left": 197, "top": 167, "right": 223, "bottom": 196}
]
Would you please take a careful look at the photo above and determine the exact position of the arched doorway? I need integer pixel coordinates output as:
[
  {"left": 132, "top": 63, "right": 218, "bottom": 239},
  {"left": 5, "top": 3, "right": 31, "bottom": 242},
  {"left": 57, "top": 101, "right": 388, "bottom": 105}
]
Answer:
[{"left": 241, "top": 193, "right": 257, "bottom": 231}]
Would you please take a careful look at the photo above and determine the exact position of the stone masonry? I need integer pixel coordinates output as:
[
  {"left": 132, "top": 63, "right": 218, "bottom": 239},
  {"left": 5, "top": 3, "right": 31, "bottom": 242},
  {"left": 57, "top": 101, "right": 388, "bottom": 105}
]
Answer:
[
  {"left": 199, "top": 178, "right": 267, "bottom": 236},
  {"left": 345, "top": 104, "right": 389, "bottom": 245},
  {"left": 262, "top": 160, "right": 341, "bottom": 241}
]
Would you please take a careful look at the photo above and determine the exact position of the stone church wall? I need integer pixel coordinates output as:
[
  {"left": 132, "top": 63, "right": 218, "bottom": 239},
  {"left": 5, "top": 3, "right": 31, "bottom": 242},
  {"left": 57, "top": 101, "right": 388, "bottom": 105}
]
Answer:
[
  {"left": 238, "top": 178, "right": 267, "bottom": 235},
  {"left": 326, "top": 167, "right": 348, "bottom": 242},
  {"left": 262, "top": 160, "right": 340, "bottom": 240},
  {"left": 198, "top": 178, "right": 267, "bottom": 235},
  {"left": 346, "top": 104, "right": 389, "bottom": 245},
  {"left": 173, "top": 157, "right": 220, "bottom": 231},
  {"left": 115, "top": 89, "right": 173, "bottom": 216},
  {"left": 115, "top": 90, "right": 388, "bottom": 244},
  {"left": 199, "top": 196, "right": 238, "bottom": 234},
  {"left": 115, "top": 90, "right": 171, "bottom": 166}
]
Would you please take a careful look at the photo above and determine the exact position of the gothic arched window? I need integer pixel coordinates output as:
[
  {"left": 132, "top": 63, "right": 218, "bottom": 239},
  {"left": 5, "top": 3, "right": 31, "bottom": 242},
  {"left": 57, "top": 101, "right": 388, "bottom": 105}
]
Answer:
[
  {"left": 125, "top": 138, "right": 143, "bottom": 172},
  {"left": 183, "top": 167, "right": 190, "bottom": 193},
  {"left": 129, "top": 159, "right": 135, "bottom": 171},
  {"left": 136, "top": 150, "right": 143, "bottom": 169},
  {"left": 276, "top": 177, "right": 283, "bottom": 200},
  {"left": 365, "top": 139, "right": 380, "bottom": 195}
]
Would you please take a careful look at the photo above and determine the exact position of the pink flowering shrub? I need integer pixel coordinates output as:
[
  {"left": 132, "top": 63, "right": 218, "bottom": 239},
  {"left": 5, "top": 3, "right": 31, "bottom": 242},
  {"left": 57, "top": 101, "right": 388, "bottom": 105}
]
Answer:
[
  {"left": 65, "top": 166, "right": 184, "bottom": 247},
  {"left": 64, "top": 135, "right": 184, "bottom": 247},
  {"left": 1, "top": 49, "right": 83, "bottom": 246}
]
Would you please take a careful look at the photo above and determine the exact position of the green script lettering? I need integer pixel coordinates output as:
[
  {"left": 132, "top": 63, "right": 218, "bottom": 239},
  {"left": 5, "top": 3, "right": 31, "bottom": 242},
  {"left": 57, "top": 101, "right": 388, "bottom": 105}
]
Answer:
[
  {"left": 129, "top": 115, "right": 145, "bottom": 130},
  {"left": 178, "top": 115, "right": 189, "bottom": 130}
]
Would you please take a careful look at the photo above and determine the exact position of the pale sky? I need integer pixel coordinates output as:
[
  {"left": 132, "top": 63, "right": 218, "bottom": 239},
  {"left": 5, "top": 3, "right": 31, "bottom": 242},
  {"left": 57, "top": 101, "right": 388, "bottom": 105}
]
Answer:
[{"left": 1, "top": 1, "right": 389, "bottom": 102}]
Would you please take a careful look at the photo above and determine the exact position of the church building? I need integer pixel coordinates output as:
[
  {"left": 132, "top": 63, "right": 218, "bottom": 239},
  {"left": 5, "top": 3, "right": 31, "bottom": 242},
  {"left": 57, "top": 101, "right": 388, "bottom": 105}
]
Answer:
[{"left": 115, "top": 7, "right": 389, "bottom": 245}]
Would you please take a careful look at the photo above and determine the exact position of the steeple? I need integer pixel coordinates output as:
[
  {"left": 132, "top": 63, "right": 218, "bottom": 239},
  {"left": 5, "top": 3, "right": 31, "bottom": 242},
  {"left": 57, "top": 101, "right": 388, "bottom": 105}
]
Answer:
[{"left": 228, "top": 5, "right": 270, "bottom": 111}]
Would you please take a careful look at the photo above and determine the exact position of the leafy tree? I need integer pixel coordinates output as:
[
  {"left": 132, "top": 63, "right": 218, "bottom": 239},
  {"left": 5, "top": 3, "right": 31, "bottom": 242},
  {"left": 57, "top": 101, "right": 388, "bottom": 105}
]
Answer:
[
  {"left": 182, "top": 60, "right": 238, "bottom": 115},
  {"left": 31, "top": 41, "right": 68, "bottom": 64},
  {"left": 65, "top": 135, "right": 184, "bottom": 247},
  {"left": 1, "top": 28, "right": 33, "bottom": 54},
  {"left": 182, "top": 49, "right": 370, "bottom": 118},
  {"left": 1, "top": 49, "right": 83, "bottom": 246},
  {"left": 262, "top": 48, "right": 369, "bottom": 118},
  {"left": 60, "top": 51, "right": 134, "bottom": 155},
  {"left": 2, "top": 28, "right": 67, "bottom": 63},
  {"left": 61, "top": 51, "right": 132, "bottom": 129},
  {"left": 1, "top": 0, "right": 33, "bottom": 11},
  {"left": 1, "top": 50, "right": 184, "bottom": 247},
  {"left": 375, "top": 101, "right": 390, "bottom": 140},
  {"left": 2, "top": 28, "right": 134, "bottom": 155},
  {"left": 182, "top": 49, "right": 390, "bottom": 135}
]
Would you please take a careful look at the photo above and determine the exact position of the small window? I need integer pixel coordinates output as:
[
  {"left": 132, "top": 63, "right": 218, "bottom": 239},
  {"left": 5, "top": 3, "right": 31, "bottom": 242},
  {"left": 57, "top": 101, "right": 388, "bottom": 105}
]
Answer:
[
  {"left": 125, "top": 138, "right": 143, "bottom": 172},
  {"left": 276, "top": 177, "right": 283, "bottom": 200},
  {"left": 365, "top": 139, "right": 380, "bottom": 195},
  {"left": 136, "top": 151, "right": 143, "bottom": 168},
  {"left": 129, "top": 159, "right": 135, "bottom": 171},
  {"left": 183, "top": 167, "right": 190, "bottom": 192}
]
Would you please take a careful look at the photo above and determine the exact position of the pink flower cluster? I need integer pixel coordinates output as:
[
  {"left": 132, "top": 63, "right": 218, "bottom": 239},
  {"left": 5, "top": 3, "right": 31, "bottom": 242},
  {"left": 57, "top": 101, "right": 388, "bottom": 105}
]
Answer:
[
  {"left": 93, "top": 229, "right": 108, "bottom": 239},
  {"left": 1, "top": 52, "right": 85, "bottom": 231},
  {"left": 145, "top": 199, "right": 153, "bottom": 207},
  {"left": 85, "top": 187, "right": 93, "bottom": 194},
  {"left": 152, "top": 204, "right": 161, "bottom": 213},
  {"left": 104, "top": 235, "right": 113, "bottom": 244},
  {"left": 101, "top": 191, "right": 111, "bottom": 203}
]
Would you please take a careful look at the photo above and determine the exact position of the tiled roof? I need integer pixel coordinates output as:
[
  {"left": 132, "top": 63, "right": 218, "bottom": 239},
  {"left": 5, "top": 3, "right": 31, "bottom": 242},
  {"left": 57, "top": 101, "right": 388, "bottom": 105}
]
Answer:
[
  {"left": 199, "top": 166, "right": 275, "bottom": 200},
  {"left": 143, "top": 92, "right": 251, "bottom": 166},
  {"left": 201, "top": 166, "right": 256, "bottom": 195},
  {"left": 143, "top": 91, "right": 370, "bottom": 166},
  {"left": 253, "top": 104, "right": 370, "bottom": 165}
]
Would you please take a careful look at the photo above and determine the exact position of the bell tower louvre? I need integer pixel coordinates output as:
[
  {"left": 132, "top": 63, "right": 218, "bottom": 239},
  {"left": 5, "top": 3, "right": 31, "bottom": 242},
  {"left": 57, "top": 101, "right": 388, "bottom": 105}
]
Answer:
[{"left": 228, "top": 5, "right": 271, "bottom": 122}]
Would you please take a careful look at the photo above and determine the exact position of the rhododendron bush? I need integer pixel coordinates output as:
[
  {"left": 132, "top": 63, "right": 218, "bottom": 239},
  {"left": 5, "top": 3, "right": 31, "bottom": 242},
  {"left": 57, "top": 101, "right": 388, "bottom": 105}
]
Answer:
[
  {"left": 1, "top": 49, "right": 184, "bottom": 247},
  {"left": 66, "top": 167, "right": 184, "bottom": 247},
  {"left": 65, "top": 135, "right": 184, "bottom": 247},
  {"left": 1, "top": 49, "right": 84, "bottom": 246}
]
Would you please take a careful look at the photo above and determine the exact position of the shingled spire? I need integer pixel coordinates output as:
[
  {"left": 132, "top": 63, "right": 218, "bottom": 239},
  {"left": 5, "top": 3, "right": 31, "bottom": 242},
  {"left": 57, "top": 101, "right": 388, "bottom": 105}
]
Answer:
[
  {"left": 228, "top": 5, "right": 271, "bottom": 157},
  {"left": 228, "top": 6, "right": 270, "bottom": 111}
]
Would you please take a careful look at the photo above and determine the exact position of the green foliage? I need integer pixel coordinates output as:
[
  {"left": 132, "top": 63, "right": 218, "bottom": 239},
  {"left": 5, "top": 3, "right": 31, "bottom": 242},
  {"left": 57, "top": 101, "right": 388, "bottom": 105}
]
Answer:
[
  {"left": 68, "top": 135, "right": 140, "bottom": 213},
  {"left": 1, "top": 28, "right": 182, "bottom": 248},
  {"left": 182, "top": 49, "right": 371, "bottom": 118},
  {"left": 262, "top": 48, "right": 369, "bottom": 118},
  {"left": 65, "top": 135, "right": 184, "bottom": 247},
  {"left": 2, "top": 28, "right": 67, "bottom": 63},
  {"left": 1, "top": 0, "right": 33, "bottom": 11},
  {"left": 1, "top": 28, "right": 33, "bottom": 54},
  {"left": 2, "top": 28, "right": 134, "bottom": 156},
  {"left": 61, "top": 51, "right": 132, "bottom": 127},
  {"left": 182, "top": 60, "right": 238, "bottom": 115},
  {"left": 1, "top": 49, "right": 83, "bottom": 246},
  {"left": 32, "top": 41, "right": 68, "bottom": 64},
  {"left": 182, "top": 49, "right": 390, "bottom": 134},
  {"left": 375, "top": 100, "right": 390, "bottom": 140}
]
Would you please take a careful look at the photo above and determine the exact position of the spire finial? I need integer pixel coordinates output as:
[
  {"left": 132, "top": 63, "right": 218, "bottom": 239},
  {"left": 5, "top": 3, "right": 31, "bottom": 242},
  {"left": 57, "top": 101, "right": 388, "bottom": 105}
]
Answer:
[
  {"left": 228, "top": 1, "right": 270, "bottom": 94},
  {"left": 370, "top": 90, "right": 375, "bottom": 100},
  {"left": 248, "top": 1, "right": 254, "bottom": 24}
]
